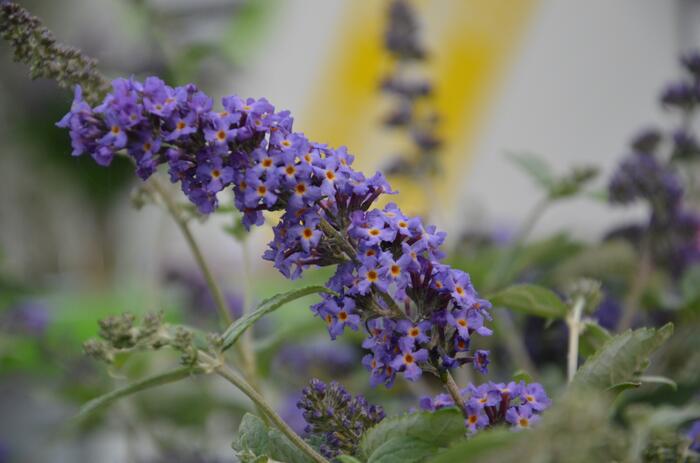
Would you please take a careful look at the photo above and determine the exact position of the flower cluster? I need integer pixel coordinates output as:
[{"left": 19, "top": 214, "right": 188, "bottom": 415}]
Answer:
[
  {"left": 607, "top": 52, "right": 700, "bottom": 277},
  {"left": 419, "top": 380, "right": 551, "bottom": 433},
  {"left": 297, "top": 379, "right": 385, "bottom": 459},
  {"left": 381, "top": 0, "right": 442, "bottom": 177},
  {"left": 57, "top": 76, "right": 494, "bottom": 386}
]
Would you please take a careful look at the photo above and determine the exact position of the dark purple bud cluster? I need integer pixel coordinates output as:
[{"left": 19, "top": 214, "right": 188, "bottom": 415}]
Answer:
[
  {"left": 0, "top": 2, "right": 109, "bottom": 105},
  {"left": 297, "top": 379, "right": 385, "bottom": 459},
  {"left": 383, "top": 0, "right": 425, "bottom": 60},
  {"left": 607, "top": 52, "right": 700, "bottom": 278},
  {"left": 381, "top": 0, "right": 442, "bottom": 177},
  {"left": 57, "top": 76, "right": 494, "bottom": 386},
  {"left": 419, "top": 380, "right": 551, "bottom": 434}
]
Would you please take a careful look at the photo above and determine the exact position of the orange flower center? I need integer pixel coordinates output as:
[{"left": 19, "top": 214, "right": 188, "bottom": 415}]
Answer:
[
  {"left": 111, "top": 125, "right": 120, "bottom": 134},
  {"left": 212, "top": 169, "right": 221, "bottom": 179},
  {"left": 369, "top": 228, "right": 381, "bottom": 236},
  {"left": 403, "top": 353, "right": 414, "bottom": 364},
  {"left": 367, "top": 270, "right": 378, "bottom": 281},
  {"left": 338, "top": 311, "right": 348, "bottom": 321},
  {"left": 457, "top": 319, "right": 468, "bottom": 327},
  {"left": 216, "top": 130, "right": 226, "bottom": 141},
  {"left": 257, "top": 185, "right": 267, "bottom": 195},
  {"left": 262, "top": 159, "right": 273, "bottom": 167},
  {"left": 295, "top": 183, "right": 306, "bottom": 194},
  {"left": 519, "top": 418, "right": 529, "bottom": 427},
  {"left": 303, "top": 228, "right": 313, "bottom": 239},
  {"left": 409, "top": 328, "right": 419, "bottom": 337},
  {"left": 176, "top": 121, "right": 186, "bottom": 130}
]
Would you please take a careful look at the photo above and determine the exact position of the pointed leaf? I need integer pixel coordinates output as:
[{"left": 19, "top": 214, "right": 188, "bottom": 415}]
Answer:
[
  {"left": 579, "top": 319, "right": 613, "bottom": 358},
  {"left": 489, "top": 284, "right": 567, "bottom": 319},
  {"left": 427, "top": 428, "right": 521, "bottom": 463},
  {"left": 75, "top": 365, "right": 202, "bottom": 421},
  {"left": 221, "top": 285, "right": 338, "bottom": 351},
  {"left": 359, "top": 408, "right": 464, "bottom": 460},
  {"left": 506, "top": 153, "right": 556, "bottom": 190},
  {"left": 572, "top": 323, "right": 673, "bottom": 391},
  {"left": 336, "top": 456, "right": 363, "bottom": 463},
  {"left": 368, "top": 436, "right": 437, "bottom": 463}
]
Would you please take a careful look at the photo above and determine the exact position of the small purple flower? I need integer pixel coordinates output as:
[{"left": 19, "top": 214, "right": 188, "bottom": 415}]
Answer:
[
  {"left": 197, "top": 156, "right": 234, "bottom": 194},
  {"left": 464, "top": 405, "right": 489, "bottom": 433},
  {"left": 390, "top": 344, "right": 428, "bottom": 381},
  {"left": 506, "top": 404, "right": 539, "bottom": 430},
  {"left": 519, "top": 382, "right": 551, "bottom": 412},
  {"left": 356, "top": 257, "right": 388, "bottom": 295},
  {"left": 472, "top": 349, "right": 490, "bottom": 374},
  {"left": 396, "top": 319, "right": 431, "bottom": 348}
]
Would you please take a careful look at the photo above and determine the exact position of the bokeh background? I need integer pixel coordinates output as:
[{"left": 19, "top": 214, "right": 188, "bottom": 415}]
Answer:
[{"left": 1, "top": 1, "right": 699, "bottom": 462}]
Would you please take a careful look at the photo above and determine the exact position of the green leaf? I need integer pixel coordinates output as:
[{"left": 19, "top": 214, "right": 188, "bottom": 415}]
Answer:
[
  {"left": 506, "top": 153, "right": 556, "bottom": 190},
  {"left": 221, "top": 285, "right": 337, "bottom": 351},
  {"left": 368, "top": 436, "right": 437, "bottom": 463},
  {"left": 336, "top": 456, "right": 363, "bottom": 463},
  {"left": 268, "top": 428, "right": 313, "bottom": 463},
  {"left": 578, "top": 319, "right": 612, "bottom": 358},
  {"left": 428, "top": 428, "right": 522, "bottom": 463},
  {"left": 572, "top": 323, "right": 674, "bottom": 391},
  {"left": 511, "top": 369, "right": 533, "bottom": 383},
  {"left": 488, "top": 284, "right": 568, "bottom": 319},
  {"left": 637, "top": 375, "right": 677, "bottom": 390},
  {"left": 234, "top": 413, "right": 270, "bottom": 456},
  {"left": 359, "top": 409, "right": 465, "bottom": 460},
  {"left": 232, "top": 413, "right": 312, "bottom": 463},
  {"left": 75, "top": 365, "right": 202, "bottom": 421}
]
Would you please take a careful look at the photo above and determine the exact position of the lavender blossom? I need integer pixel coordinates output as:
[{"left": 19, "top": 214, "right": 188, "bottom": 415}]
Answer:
[
  {"left": 57, "top": 76, "right": 494, "bottom": 387},
  {"left": 297, "top": 379, "right": 385, "bottom": 458}
]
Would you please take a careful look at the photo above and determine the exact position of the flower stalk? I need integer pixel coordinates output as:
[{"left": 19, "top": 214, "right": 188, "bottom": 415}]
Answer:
[
  {"left": 566, "top": 296, "right": 585, "bottom": 382},
  {"left": 199, "top": 351, "right": 329, "bottom": 463}
]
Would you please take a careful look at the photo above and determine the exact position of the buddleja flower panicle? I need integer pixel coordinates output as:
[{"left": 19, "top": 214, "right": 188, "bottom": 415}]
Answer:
[
  {"left": 381, "top": 0, "right": 443, "bottom": 177},
  {"left": 419, "top": 380, "right": 551, "bottom": 433},
  {"left": 297, "top": 379, "right": 385, "bottom": 459},
  {"left": 58, "top": 75, "right": 494, "bottom": 386},
  {"left": 607, "top": 52, "right": 700, "bottom": 278},
  {"left": 0, "top": 1, "right": 109, "bottom": 105}
]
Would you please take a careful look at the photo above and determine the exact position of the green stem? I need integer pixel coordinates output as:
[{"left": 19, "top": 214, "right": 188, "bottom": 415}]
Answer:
[
  {"left": 440, "top": 369, "right": 468, "bottom": 419},
  {"left": 149, "top": 178, "right": 233, "bottom": 328},
  {"left": 150, "top": 177, "right": 270, "bottom": 422},
  {"left": 485, "top": 197, "right": 550, "bottom": 292},
  {"left": 617, "top": 237, "right": 653, "bottom": 332},
  {"left": 201, "top": 353, "right": 329, "bottom": 463},
  {"left": 238, "top": 239, "right": 267, "bottom": 424},
  {"left": 566, "top": 296, "right": 585, "bottom": 382},
  {"left": 493, "top": 309, "right": 538, "bottom": 378}
]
